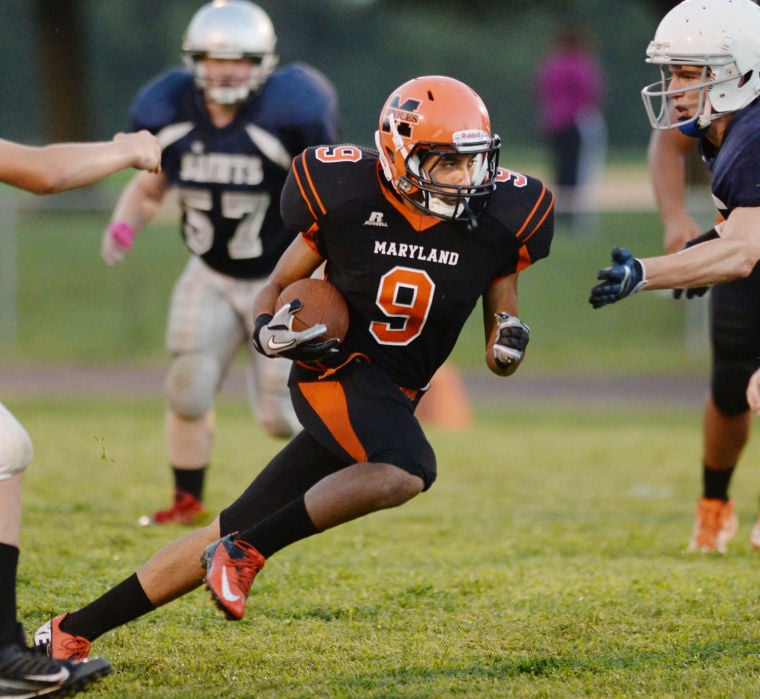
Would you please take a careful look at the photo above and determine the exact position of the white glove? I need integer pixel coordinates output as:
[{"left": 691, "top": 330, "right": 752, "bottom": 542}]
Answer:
[
  {"left": 492, "top": 312, "right": 530, "bottom": 367},
  {"left": 252, "top": 302, "right": 338, "bottom": 362}
]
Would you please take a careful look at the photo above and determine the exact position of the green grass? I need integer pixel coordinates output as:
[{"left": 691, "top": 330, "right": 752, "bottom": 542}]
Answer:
[
  {"left": 10, "top": 396, "right": 760, "bottom": 698},
  {"left": 1, "top": 202, "right": 711, "bottom": 376}
]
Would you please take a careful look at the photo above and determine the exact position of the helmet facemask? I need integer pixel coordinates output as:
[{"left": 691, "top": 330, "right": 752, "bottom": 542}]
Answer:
[
  {"left": 375, "top": 82, "right": 500, "bottom": 228},
  {"left": 182, "top": 0, "right": 278, "bottom": 106},
  {"left": 187, "top": 53, "right": 276, "bottom": 105},
  {"left": 402, "top": 137, "right": 500, "bottom": 225},
  {"left": 641, "top": 59, "right": 746, "bottom": 132}
]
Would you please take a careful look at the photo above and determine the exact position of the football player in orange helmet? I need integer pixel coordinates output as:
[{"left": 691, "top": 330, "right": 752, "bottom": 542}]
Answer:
[{"left": 34, "top": 78, "right": 553, "bottom": 668}]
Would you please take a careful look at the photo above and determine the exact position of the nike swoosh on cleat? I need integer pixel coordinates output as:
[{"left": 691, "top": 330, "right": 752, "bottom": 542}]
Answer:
[
  {"left": 267, "top": 336, "right": 295, "bottom": 351},
  {"left": 26, "top": 668, "right": 71, "bottom": 683},
  {"left": 221, "top": 567, "right": 241, "bottom": 602}
]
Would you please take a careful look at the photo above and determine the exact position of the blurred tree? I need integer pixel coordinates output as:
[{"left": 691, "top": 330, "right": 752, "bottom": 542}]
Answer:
[
  {"left": 33, "top": 0, "right": 90, "bottom": 141},
  {"left": 1, "top": 0, "right": 664, "bottom": 152},
  {"left": 646, "top": 0, "right": 683, "bottom": 10}
]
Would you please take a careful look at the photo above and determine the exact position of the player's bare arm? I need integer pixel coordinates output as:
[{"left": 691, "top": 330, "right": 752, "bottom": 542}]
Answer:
[
  {"left": 648, "top": 128, "right": 701, "bottom": 253},
  {"left": 0, "top": 131, "right": 160, "bottom": 195},
  {"left": 642, "top": 206, "right": 760, "bottom": 288},
  {"left": 253, "top": 234, "right": 324, "bottom": 319},
  {"left": 590, "top": 208, "right": 760, "bottom": 308},
  {"left": 102, "top": 169, "right": 168, "bottom": 266}
]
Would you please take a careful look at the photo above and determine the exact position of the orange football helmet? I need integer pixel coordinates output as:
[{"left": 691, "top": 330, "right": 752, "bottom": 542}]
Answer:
[{"left": 374, "top": 76, "right": 500, "bottom": 226}]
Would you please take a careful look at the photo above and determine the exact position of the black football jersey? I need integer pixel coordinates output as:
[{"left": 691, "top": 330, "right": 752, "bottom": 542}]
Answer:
[
  {"left": 281, "top": 145, "right": 553, "bottom": 389},
  {"left": 700, "top": 99, "right": 760, "bottom": 217},
  {"left": 130, "top": 64, "right": 341, "bottom": 279}
]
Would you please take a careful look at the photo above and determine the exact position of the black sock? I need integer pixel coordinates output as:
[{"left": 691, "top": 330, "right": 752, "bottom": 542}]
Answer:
[
  {"left": 62, "top": 573, "right": 155, "bottom": 642},
  {"left": 0, "top": 544, "right": 19, "bottom": 646},
  {"left": 173, "top": 466, "right": 206, "bottom": 501},
  {"left": 236, "top": 496, "right": 319, "bottom": 559},
  {"left": 703, "top": 465, "right": 735, "bottom": 501}
]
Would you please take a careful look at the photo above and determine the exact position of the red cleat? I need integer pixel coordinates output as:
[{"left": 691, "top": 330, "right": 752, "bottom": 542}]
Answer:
[
  {"left": 150, "top": 489, "right": 208, "bottom": 526},
  {"left": 33, "top": 614, "right": 91, "bottom": 661},
  {"left": 201, "top": 534, "right": 265, "bottom": 620}
]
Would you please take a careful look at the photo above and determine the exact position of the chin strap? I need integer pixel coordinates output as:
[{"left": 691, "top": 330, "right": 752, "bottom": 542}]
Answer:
[{"left": 678, "top": 120, "right": 710, "bottom": 138}]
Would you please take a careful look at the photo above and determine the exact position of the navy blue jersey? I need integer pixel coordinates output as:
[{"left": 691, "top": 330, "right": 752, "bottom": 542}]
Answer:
[
  {"left": 700, "top": 99, "right": 760, "bottom": 218},
  {"left": 282, "top": 145, "right": 553, "bottom": 389},
  {"left": 130, "top": 63, "right": 341, "bottom": 279}
]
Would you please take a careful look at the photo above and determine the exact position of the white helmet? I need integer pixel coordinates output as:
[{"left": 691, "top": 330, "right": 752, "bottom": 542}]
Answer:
[
  {"left": 641, "top": 0, "right": 760, "bottom": 132},
  {"left": 182, "top": 0, "right": 278, "bottom": 105}
]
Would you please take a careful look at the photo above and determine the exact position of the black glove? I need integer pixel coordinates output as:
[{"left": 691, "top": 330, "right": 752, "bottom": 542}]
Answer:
[
  {"left": 492, "top": 312, "right": 530, "bottom": 367},
  {"left": 672, "top": 227, "right": 719, "bottom": 299},
  {"left": 252, "top": 302, "right": 339, "bottom": 362},
  {"left": 589, "top": 247, "right": 647, "bottom": 309}
]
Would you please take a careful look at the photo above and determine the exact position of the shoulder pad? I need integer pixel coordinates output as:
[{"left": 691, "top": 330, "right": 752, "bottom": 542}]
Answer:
[{"left": 129, "top": 68, "right": 198, "bottom": 133}]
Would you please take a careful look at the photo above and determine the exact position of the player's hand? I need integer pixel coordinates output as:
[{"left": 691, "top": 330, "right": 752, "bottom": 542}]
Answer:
[
  {"left": 672, "top": 286, "right": 709, "bottom": 300},
  {"left": 589, "top": 247, "right": 647, "bottom": 309},
  {"left": 113, "top": 130, "right": 162, "bottom": 173},
  {"left": 492, "top": 313, "right": 530, "bottom": 367},
  {"left": 252, "top": 301, "right": 339, "bottom": 362},
  {"left": 101, "top": 222, "right": 135, "bottom": 267},
  {"left": 672, "top": 227, "right": 718, "bottom": 299}
]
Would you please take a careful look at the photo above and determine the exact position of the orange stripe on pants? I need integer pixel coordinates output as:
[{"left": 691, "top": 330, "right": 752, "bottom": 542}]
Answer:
[{"left": 298, "top": 381, "right": 368, "bottom": 463}]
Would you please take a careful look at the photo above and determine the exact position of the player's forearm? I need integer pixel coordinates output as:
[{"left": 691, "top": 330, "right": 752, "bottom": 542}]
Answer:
[
  {"left": 642, "top": 237, "right": 760, "bottom": 289},
  {"left": 647, "top": 129, "right": 697, "bottom": 249},
  {"left": 26, "top": 141, "right": 145, "bottom": 193},
  {"left": 111, "top": 172, "right": 166, "bottom": 232}
]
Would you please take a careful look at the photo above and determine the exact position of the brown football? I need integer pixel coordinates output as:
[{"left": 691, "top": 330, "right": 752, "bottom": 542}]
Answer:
[{"left": 275, "top": 277, "right": 349, "bottom": 344}]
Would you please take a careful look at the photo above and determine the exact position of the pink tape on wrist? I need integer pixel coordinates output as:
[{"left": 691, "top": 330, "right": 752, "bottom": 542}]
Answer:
[{"left": 108, "top": 222, "right": 136, "bottom": 248}]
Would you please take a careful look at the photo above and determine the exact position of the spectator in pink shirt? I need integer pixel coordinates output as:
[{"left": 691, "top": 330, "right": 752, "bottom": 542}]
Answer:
[{"left": 536, "top": 24, "right": 606, "bottom": 234}]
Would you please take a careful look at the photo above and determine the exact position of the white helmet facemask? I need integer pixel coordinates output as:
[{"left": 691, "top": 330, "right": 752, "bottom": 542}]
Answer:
[
  {"left": 191, "top": 57, "right": 274, "bottom": 106},
  {"left": 641, "top": 62, "right": 737, "bottom": 131}
]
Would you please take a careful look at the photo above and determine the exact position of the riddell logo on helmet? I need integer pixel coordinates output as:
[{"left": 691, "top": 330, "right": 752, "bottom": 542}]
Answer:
[{"left": 455, "top": 130, "right": 488, "bottom": 141}]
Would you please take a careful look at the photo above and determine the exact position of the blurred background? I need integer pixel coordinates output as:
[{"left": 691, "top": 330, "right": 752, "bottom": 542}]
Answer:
[
  {"left": 0, "top": 0, "right": 676, "bottom": 149},
  {"left": 0, "top": 0, "right": 715, "bottom": 381}
]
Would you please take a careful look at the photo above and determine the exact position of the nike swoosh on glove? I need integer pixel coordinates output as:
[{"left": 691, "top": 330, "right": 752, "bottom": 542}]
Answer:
[{"left": 252, "top": 302, "right": 338, "bottom": 362}]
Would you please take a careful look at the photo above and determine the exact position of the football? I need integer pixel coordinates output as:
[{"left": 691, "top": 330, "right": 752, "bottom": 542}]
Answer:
[{"left": 275, "top": 277, "right": 349, "bottom": 344}]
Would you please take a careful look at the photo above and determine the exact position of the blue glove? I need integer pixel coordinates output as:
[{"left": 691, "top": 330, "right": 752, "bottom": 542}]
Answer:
[{"left": 589, "top": 247, "right": 647, "bottom": 309}]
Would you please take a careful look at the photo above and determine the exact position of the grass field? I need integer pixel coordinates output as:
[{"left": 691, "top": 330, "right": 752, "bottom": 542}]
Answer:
[
  {"left": 9, "top": 396, "right": 760, "bottom": 698},
  {"left": 5, "top": 173, "right": 759, "bottom": 696}
]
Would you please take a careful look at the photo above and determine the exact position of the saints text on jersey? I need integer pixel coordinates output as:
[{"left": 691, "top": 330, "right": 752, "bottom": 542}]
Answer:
[
  {"left": 373, "top": 240, "right": 459, "bottom": 266},
  {"left": 180, "top": 152, "right": 264, "bottom": 185}
]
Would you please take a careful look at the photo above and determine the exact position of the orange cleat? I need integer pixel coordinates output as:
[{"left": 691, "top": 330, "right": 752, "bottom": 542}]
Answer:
[{"left": 686, "top": 497, "right": 737, "bottom": 554}]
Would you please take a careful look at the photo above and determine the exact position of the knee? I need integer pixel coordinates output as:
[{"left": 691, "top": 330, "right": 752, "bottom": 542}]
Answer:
[
  {"left": 377, "top": 464, "right": 425, "bottom": 508},
  {"left": 712, "top": 359, "right": 756, "bottom": 415},
  {"left": 0, "top": 405, "right": 34, "bottom": 481},
  {"left": 259, "top": 415, "right": 298, "bottom": 439},
  {"left": 166, "top": 354, "right": 222, "bottom": 418}
]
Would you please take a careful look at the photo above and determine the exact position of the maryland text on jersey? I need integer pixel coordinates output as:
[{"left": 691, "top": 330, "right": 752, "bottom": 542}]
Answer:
[{"left": 372, "top": 240, "right": 460, "bottom": 266}]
